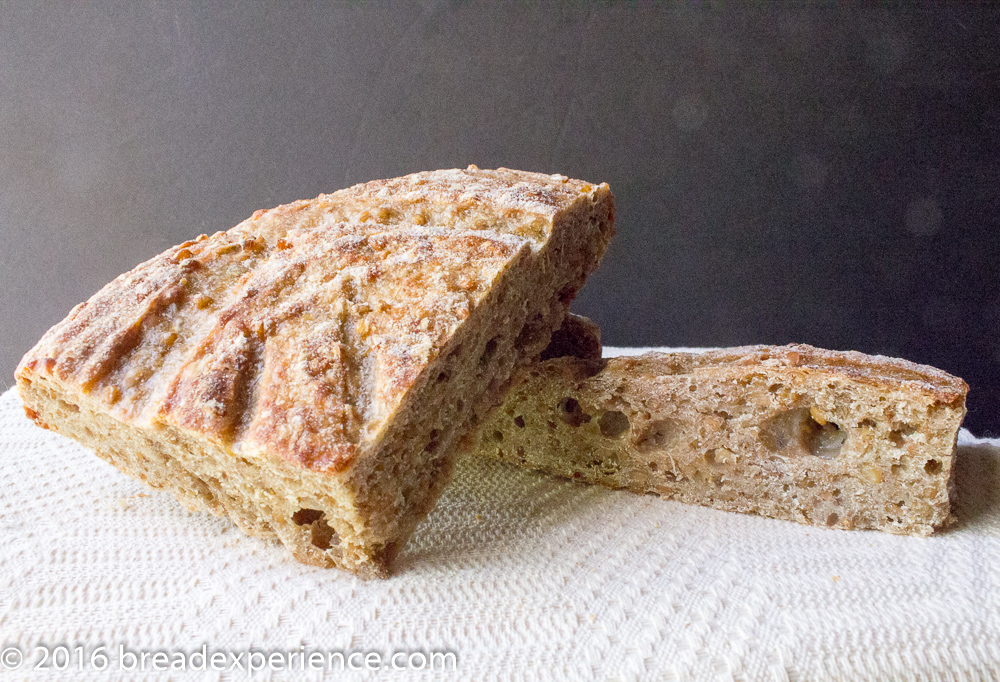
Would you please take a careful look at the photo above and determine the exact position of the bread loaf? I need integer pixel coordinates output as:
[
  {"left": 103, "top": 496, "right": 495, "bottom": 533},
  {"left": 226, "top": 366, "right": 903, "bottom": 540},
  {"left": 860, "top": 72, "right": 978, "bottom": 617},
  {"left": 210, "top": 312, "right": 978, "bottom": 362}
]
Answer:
[
  {"left": 476, "top": 341, "right": 967, "bottom": 536},
  {"left": 16, "top": 167, "right": 615, "bottom": 576}
]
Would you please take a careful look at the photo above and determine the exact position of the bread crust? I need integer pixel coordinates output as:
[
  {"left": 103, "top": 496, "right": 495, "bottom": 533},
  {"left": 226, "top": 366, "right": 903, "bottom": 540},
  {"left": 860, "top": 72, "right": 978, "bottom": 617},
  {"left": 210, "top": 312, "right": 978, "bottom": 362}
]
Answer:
[
  {"left": 614, "top": 344, "right": 968, "bottom": 406},
  {"left": 17, "top": 167, "right": 615, "bottom": 575}
]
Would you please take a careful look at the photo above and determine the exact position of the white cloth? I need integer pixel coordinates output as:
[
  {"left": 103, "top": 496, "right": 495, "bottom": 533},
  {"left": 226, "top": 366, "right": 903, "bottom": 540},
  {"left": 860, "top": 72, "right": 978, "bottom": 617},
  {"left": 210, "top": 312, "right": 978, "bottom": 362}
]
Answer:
[{"left": 1, "top": 348, "right": 998, "bottom": 681}]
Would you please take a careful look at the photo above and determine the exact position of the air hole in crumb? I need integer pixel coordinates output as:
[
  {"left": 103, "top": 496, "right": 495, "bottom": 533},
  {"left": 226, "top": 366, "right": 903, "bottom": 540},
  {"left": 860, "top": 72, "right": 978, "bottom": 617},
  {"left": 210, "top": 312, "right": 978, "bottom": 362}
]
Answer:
[
  {"left": 514, "top": 415, "right": 526, "bottom": 429},
  {"left": 826, "top": 513, "right": 839, "bottom": 526},
  {"left": 58, "top": 399, "right": 80, "bottom": 413},
  {"left": 558, "top": 398, "right": 591, "bottom": 427},
  {"left": 924, "top": 459, "right": 942, "bottom": 475},
  {"left": 598, "top": 410, "right": 630, "bottom": 438},
  {"left": 491, "top": 430, "right": 504, "bottom": 443},
  {"left": 860, "top": 418, "right": 877, "bottom": 429},
  {"left": 760, "top": 408, "right": 845, "bottom": 459},
  {"left": 293, "top": 508, "right": 323, "bottom": 526},
  {"left": 425, "top": 429, "right": 441, "bottom": 453},
  {"left": 648, "top": 462, "right": 658, "bottom": 471},
  {"left": 636, "top": 419, "right": 677, "bottom": 452},
  {"left": 291, "top": 510, "right": 340, "bottom": 550},
  {"left": 889, "top": 430, "right": 905, "bottom": 447},
  {"left": 311, "top": 518, "right": 338, "bottom": 550},
  {"left": 891, "top": 464, "right": 903, "bottom": 477},
  {"left": 436, "top": 371, "right": 449, "bottom": 384},
  {"left": 479, "top": 337, "right": 499, "bottom": 366}
]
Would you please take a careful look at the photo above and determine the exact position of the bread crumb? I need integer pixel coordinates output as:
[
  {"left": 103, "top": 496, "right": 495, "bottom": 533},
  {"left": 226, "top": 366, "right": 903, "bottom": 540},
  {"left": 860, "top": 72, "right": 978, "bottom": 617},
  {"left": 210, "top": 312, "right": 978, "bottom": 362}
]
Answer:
[{"left": 477, "top": 342, "right": 966, "bottom": 537}]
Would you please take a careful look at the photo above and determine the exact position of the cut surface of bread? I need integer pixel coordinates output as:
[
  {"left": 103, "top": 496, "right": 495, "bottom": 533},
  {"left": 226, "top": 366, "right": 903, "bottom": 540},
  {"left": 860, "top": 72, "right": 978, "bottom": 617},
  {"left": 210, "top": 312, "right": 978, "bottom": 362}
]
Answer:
[
  {"left": 476, "top": 343, "right": 968, "bottom": 536},
  {"left": 16, "top": 167, "right": 615, "bottom": 577}
]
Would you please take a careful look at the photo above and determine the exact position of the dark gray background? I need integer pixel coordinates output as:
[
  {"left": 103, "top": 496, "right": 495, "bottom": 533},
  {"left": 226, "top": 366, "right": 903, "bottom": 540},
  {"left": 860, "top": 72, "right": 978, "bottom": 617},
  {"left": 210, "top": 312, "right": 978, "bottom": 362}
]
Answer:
[{"left": 2, "top": 2, "right": 999, "bottom": 433}]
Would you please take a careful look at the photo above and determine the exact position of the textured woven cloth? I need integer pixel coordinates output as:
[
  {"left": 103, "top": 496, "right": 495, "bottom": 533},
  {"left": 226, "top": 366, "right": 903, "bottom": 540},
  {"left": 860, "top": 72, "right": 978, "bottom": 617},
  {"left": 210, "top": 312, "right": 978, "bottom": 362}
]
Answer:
[{"left": 1, "top": 348, "right": 998, "bottom": 681}]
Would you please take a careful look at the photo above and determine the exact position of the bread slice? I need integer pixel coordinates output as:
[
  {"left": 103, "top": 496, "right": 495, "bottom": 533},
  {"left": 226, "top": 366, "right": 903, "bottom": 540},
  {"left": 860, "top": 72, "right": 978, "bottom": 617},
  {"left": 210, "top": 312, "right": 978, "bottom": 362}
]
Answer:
[
  {"left": 16, "top": 167, "right": 615, "bottom": 577},
  {"left": 476, "top": 341, "right": 968, "bottom": 536}
]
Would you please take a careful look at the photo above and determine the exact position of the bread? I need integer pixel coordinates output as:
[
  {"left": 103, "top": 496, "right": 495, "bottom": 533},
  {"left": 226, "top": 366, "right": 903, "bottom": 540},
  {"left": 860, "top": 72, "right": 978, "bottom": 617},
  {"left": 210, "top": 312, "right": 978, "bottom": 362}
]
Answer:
[
  {"left": 475, "top": 341, "right": 968, "bottom": 536},
  {"left": 539, "top": 313, "right": 602, "bottom": 362},
  {"left": 15, "top": 167, "right": 615, "bottom": 577}
]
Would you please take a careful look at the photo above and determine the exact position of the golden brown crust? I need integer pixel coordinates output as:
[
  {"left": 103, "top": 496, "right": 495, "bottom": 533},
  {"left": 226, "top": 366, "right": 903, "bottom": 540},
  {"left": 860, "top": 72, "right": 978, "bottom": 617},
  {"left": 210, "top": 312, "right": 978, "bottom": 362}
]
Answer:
[
  {"left": 20, "top": 227, "right": 526, "bottom": 473},
  {"left": 239, "top": 166, "right": 608, "bottom": 250},
  {"left": 612, "top": 344, "right": 969, "bottom": 407}
]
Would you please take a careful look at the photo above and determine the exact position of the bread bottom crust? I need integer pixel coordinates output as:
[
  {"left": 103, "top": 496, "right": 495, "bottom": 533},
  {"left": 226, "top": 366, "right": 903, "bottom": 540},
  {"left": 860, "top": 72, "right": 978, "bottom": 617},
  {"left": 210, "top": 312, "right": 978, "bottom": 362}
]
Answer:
[{"left": 476, "top": 350, "right": 966, "bottom": 536}]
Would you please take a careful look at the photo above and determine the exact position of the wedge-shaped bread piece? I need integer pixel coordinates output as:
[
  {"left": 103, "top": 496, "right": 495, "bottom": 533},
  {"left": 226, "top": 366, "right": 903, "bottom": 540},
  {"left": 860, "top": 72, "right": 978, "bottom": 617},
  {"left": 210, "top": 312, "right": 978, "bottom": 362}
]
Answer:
[
  {"left": 476, "top": 343, "right": 967, "bottom": 536},
  {"left": 16, "top": 167, "right": 615, "bottom": 577}
]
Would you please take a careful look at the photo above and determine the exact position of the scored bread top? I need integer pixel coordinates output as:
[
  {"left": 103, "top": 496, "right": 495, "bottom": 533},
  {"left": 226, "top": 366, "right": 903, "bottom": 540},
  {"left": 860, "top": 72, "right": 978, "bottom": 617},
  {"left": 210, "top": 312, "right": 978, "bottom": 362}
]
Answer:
[
  {"left": 236, "top": 166, "right": 608, "bottom": 251},
  {"left": 21, "top": 226, "right": 528, "bottom": 472},
  {"left": 17, "top": 168, "right": 608, "bottom": 473},
  {"left": 596, "top": 344, "right": 968, "bottom": 405}
]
